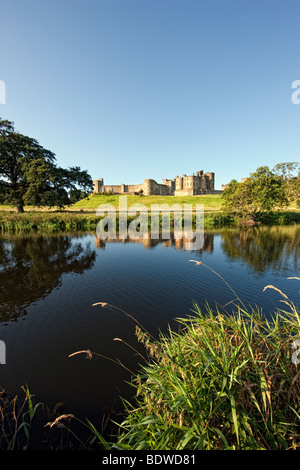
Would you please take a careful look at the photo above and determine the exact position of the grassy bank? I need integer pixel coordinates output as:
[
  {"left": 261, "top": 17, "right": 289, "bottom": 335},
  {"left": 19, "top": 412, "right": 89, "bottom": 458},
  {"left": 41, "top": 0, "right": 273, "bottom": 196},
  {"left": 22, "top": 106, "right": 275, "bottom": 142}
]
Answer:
[
  {"left": 1, "top": 271, "right": 300, "bottom": 450},
  {"left": 0, "top": 210, "right": 234, "bottom": 232},
  {"left": 0, "top": 209, "right": 300, "bottom": 233},
  {"left": 0, "top": 194, "right": 299, "bottom": 232},
  {"left": 99, "top": 275, "right": 300, "bottom": 451},
  {"left": 3, "top": 278, "right": 300, "bottom": 450},
  {"left": 0, "top": 211, "right": 102, "bottom": 232},
  {"left": 0, "top": 194, "right": 223, "bottom": 213},
  {"left": 70, "top": 193, "right": 224, "bottom": 212}
]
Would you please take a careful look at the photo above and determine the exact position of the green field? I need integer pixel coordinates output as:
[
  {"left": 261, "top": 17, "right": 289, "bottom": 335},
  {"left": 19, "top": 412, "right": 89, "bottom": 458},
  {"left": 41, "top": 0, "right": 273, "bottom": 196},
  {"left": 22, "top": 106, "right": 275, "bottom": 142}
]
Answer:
[
  {"left": 1, "top": 193, "right": 299, "bottom": 214},
  {"left": 0, "top": 194, "right": 299, "bottom": 232},
  {"left": 0, "top": 193, "right": 223, "bottom": 213},
  {"left": 71, "top": 193, "right": 223, "bottom": 212}
]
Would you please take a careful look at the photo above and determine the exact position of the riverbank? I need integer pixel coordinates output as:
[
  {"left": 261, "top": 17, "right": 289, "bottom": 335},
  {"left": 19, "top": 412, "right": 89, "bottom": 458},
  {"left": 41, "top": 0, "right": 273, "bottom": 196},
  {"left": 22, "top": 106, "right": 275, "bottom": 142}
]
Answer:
[
  {"left": 108, "top": 284, "right": 300, "bottom": 451},
  {"left": 1, "top": 192, "right": 299, "bottom": 231},
  {"left": 1, "top": 279, "right": 300, "bottom": 450},
  {"left": 92, "top": 269, "right": 299, "bottom": 451},
  {"left": 0, "top": 209, "right": 300, "bottom": 232}
]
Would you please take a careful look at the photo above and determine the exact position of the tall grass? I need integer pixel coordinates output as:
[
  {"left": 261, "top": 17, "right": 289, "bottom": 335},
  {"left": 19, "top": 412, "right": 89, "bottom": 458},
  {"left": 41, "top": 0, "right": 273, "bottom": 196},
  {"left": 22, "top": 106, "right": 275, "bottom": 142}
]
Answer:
[
  {"left": 0, "top": 211, "right": 237, "bottom": 233},
  {"left": 88, "top": 269, "right": 300, "bottom": 450},
  {"left": 0, "top": 385, "right": 43, "bottom": 450},
  {"left": 1, "top": 264, "right": 300, "bottom": 450},
  {"left": 0, "top": 207, "right": 299, "bottom": 233},
  {"left": 0, "top": 212, "right": 101, "bottom": 232}
]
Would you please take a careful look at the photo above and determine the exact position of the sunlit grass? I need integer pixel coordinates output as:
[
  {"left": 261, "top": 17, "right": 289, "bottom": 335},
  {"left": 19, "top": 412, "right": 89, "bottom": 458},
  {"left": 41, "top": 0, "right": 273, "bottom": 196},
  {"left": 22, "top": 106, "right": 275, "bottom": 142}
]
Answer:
[{"left": 69, "top": 193, "right": 224, "bottom": 212}]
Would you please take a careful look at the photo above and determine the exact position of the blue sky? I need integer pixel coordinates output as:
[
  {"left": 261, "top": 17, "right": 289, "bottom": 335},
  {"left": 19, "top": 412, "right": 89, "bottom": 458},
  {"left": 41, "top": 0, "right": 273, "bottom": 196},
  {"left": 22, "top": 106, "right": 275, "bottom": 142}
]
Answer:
[{"left": 0, "top": 0, "right": 299, "bottom": 189}]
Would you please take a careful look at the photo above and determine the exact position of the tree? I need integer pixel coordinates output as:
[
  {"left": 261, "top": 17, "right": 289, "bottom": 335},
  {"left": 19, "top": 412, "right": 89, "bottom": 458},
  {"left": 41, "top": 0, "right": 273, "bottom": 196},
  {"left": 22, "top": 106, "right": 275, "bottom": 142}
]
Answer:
[
  {"left": 272, "top": 162, "right": 300, "bottom": 207},
  {"left": 0, "top": 118, "right": 93, "bottom": 212},
  {"left": 222, "top": 166, "right": 289, "bottom": 219}
]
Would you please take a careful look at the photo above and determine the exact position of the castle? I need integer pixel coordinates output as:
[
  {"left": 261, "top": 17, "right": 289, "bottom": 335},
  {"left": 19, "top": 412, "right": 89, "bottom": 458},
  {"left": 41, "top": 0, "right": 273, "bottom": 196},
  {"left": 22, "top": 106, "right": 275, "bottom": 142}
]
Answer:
[{"left": 93, "top": 170, "right": 221, "bottom": 196}]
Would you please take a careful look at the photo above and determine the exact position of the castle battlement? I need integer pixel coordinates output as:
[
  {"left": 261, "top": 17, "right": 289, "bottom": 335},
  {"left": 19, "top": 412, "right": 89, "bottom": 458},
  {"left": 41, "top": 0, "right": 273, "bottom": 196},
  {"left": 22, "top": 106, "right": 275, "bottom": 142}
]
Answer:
[{"left": 93, "top": 170, "right": 219, "bottom": 196}]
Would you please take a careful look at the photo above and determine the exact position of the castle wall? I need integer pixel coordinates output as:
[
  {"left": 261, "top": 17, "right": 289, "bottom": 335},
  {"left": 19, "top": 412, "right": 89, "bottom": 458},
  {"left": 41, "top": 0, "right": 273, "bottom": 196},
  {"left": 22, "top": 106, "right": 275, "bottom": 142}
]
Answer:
[
  {"left": 142, "top": 179, "right": 169, "bottom": 196},
  {"left": 127, "top": 184, "right": 143, "bottom": 193},
  {"left": 102, "top": 185, "right": 122, "bottom": 194},
  {"left": 93, "top": 170, "right": 218, "bottom": 196},
  {"left": 174, "top": 189, "right": 194, "bottom": 196}
]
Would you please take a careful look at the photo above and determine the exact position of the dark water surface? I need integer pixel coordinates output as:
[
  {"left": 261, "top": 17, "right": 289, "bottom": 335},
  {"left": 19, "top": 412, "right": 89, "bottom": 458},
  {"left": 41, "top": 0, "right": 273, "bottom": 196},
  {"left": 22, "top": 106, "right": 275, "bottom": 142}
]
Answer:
[{"left": 0, "top": 225, "right": 299, "bottom": 429}]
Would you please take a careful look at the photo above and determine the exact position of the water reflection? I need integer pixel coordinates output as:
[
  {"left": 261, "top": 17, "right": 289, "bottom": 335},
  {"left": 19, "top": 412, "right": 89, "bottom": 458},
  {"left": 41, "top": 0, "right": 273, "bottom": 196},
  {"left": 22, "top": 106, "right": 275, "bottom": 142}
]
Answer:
[
  {"left": 0, "top": 234, "right": 96, "bottom": 322},
  {"left": 1, "top": 225, "right": 299, "bottom": 323},
  {"left": 94, "top": 232, "right": 214, "bottom": 253},
  {"left": 220, "top": 225, "right": 300, "bottom": 274},
  {"left": 0, "top": 225, "right": 298, "bottom": 429},
  {"left": 94, "top": 225, "right": 299, "bottom": 274}
]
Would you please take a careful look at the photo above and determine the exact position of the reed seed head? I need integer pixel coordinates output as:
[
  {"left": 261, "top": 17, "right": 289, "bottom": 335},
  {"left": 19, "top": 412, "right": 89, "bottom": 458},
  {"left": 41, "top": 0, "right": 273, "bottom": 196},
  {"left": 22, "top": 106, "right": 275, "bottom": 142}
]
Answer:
[
  {"left": 68, "top": 349, "right": 93, "bottom": 360},
  {"left": 92, "top": 302, "right": 109, "bottom": 307},
  {"left": 45, "top": 414, "right": 74, "bottom": 428}
]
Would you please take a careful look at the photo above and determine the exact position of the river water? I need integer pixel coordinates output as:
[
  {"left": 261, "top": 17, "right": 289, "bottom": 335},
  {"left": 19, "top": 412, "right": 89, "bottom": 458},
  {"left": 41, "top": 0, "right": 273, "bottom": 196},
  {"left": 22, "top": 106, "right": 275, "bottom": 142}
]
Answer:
[{"left": 0, "top": 225, "right": 299, "bottom": 432}]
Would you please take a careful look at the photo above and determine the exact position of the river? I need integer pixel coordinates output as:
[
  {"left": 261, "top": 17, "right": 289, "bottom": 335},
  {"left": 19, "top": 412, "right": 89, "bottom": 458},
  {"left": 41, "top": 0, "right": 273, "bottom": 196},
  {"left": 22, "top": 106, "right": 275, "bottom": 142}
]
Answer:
[{"left": 0, "top": 225, "right": 299, "bottom": 435}]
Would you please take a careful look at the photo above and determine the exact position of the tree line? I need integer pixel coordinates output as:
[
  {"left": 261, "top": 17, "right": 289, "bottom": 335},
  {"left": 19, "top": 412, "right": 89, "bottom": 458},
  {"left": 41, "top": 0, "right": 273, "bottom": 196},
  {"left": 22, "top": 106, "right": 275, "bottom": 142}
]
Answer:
[
  {"left": 222, "top": 163, "right": 300, "bottom": 219},
  {"left": 1, "top": 117, "right": 299, "bottom": 217}
]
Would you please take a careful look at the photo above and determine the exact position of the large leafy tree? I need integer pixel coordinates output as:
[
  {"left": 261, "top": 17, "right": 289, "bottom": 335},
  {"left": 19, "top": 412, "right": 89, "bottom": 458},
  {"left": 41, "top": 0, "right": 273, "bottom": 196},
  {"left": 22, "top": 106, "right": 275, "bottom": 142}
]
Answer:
[
  {"left": 222, "top": 165, "right": 289, "bottom": 219},
  {"left": 0, "top": 118, "right": 93, "bottom": 212},
  {"left": 272, "top": 162, "right": 300, "bottom": 207}
]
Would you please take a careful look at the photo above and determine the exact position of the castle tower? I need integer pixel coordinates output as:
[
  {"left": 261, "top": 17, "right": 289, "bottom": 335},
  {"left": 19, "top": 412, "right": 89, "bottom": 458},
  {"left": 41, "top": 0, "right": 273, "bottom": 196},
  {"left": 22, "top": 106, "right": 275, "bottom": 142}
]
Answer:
[
  {"left": 175, "top": 176, "right": 183, "bottom": 190},
  {"left": 206, "top": 172, "right": 215, "bottom": 190},
  {"left": 93, "top": 178, "right": 104, "bottom": 193}
]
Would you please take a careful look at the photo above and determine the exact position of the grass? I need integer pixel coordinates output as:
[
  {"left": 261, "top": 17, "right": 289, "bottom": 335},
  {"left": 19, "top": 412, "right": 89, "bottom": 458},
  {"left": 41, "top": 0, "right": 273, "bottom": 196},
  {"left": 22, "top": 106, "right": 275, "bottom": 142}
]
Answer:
[
  {"left": 0, "top": 211, "right": 101, "bottom": 232},
  {"left": 0, "top": 194, "right": 223, "bottom": 214},
  {"left": 87, "top": 269, "right": 300, "bottom": 451},
  {"left": 0, "top": 210, "right": 239, "bottom": 233},
  {"left": 70, "top": 193, "right": 224, "bottom": 212},
  {"left": 1, "top": 265, "right": 300, "bottom": 450},
  {"left": 0, "top": 205, "right": 300, "bottom": 234},
  {"left": 0, "top": 194, "right": 299, "bottom": 233},
  {"left": 0, "top": 385, "right": 43, "bottom": 450}
]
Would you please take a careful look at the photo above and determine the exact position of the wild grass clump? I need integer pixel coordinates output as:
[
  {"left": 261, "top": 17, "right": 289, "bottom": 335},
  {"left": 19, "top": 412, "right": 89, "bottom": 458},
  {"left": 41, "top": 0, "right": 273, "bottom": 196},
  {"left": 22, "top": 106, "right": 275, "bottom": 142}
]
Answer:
[
  {"left": 0, "top": 385, "right": 43, "bottom": 450},
  {"left": 0, "top": 212, "right": 101, "bottom": 232},
  {"left": 108, "top": 280, "right": 300, "bottom": 450},
  {"left": 203, "top": 212, "right": 238, "bottom": 228}
]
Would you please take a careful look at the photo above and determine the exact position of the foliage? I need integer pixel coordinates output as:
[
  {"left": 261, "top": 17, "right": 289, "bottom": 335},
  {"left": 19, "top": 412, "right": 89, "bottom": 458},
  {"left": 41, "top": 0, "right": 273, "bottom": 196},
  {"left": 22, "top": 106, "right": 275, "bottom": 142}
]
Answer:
[
  {"left": 103, "top": 274, "right": 300, "bottom": 451},
  {"left": 1, "top": 268, "right": 300, "bottom": 450},
  {"left": 222, "top": 166, "right": 291, "bottom": 219},
  {"left": 273, "top": 162, "right": 300, "bottom": 207},
  {"left": 0, "top": 385, "right": 43, "bottom": 450},
  {"left": 0, "top": 118, "right": 93, "bottom": 212}
]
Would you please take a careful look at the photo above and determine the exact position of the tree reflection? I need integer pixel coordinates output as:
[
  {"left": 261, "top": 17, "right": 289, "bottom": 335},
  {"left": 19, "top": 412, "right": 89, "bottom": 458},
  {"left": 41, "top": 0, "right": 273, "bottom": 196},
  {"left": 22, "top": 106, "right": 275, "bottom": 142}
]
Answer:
[
  {"left": 0, "top": 234, "right": 96, "bottom": 322},
  {"left": 221, "top": 225, "right": 300, "bottom": 274}
]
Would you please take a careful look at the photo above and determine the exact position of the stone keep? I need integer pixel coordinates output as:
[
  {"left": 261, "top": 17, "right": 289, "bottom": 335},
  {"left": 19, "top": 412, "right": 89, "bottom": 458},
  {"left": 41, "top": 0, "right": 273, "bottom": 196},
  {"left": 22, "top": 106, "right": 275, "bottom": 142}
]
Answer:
[{"left": 93, "top": 170, "right": 218, "bottom": 196}]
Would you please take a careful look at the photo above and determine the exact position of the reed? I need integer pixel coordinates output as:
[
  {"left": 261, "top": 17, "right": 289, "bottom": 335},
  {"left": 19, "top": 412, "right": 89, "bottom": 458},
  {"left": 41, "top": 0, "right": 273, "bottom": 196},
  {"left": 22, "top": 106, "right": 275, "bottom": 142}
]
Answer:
[
  {"left": 0, "top": 385, "right": 43, "bottom": 450},
  {"left": 1, "top": 209, "right": 299, "bottom": 233},
  {"left": 88, "top": 268, "right": 300, "bottom": 450},
  {"left": 0, "top": 212, "right": 101, "bottom": 232},
  {"left": 1, "top": 265, "right": 300, "bottom": 450}
]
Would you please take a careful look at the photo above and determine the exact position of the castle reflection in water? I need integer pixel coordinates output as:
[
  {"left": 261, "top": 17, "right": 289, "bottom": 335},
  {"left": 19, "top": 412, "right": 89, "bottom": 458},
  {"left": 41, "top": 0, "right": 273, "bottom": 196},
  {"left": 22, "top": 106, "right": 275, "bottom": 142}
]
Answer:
[{"left": 94, "top": 232, "right": 214, "bottom": 253}]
